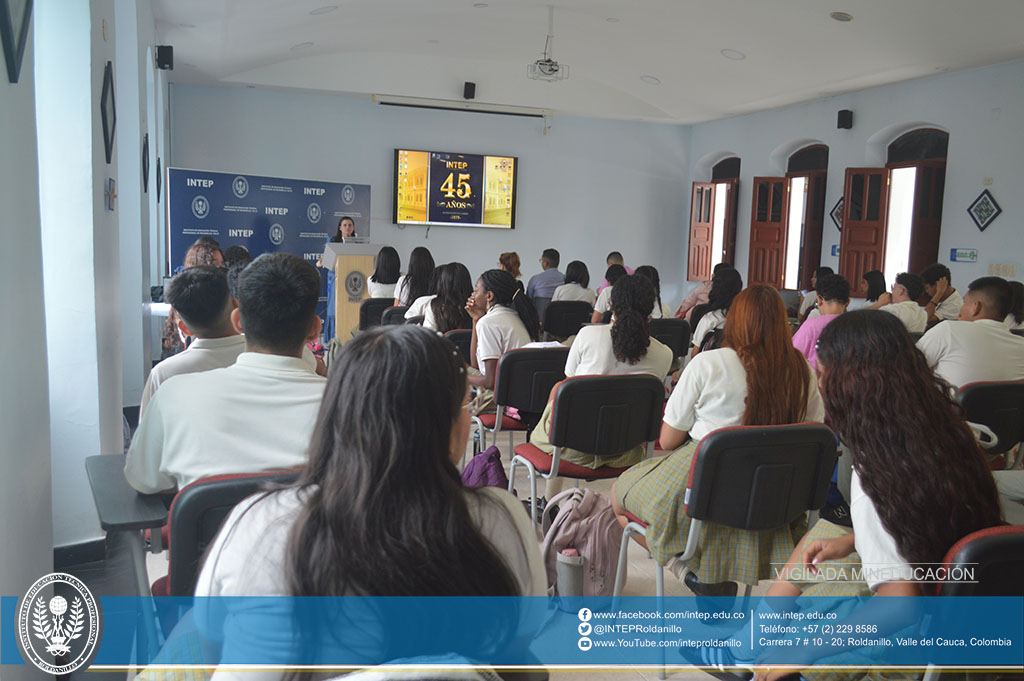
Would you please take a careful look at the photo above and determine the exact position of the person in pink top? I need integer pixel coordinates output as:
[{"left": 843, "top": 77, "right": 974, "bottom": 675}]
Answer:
[
  {"left": 792, "top": 273, "right": 851, "bottom": 371},
  {"left": 674, "top": 262, "right": 732, "bottom": 321},
  {"left": 596, "top": 251, "right": 634, "bottom": 293}
]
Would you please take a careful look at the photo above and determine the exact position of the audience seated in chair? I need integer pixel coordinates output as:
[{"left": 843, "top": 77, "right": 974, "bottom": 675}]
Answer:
[
  {"left": 526, "top": 248, "right": 564, "bottom": 302},
  {"left": 394, "top": 246, "right": 434, "bottom": 307},
  {"left": 466, "top": 269, "right": 540, "bottom": 396},
  {"left": 675, "top": 262, "right": 732, "bottom": 322},
  {"left": 634, "top": 265, "right": 673, "bottom": 319},
  {"left": 917, "top": 275, "right": 1024, "bottom": 390},
  {"left": 797, "top": 266, "right": 834, "bottom": 324},
  {"left": 689, "top": 265, "right": 743, "bottom": 359},
  {"left": 791, "top": 273, "right": 851, "bottom": 371},
  {"left": 870, "top": 271, "right": 928, "bottom": 333},
  {"left": 426, "top": 262, "right": 474, "bottom": 333},
  {"left": 921, "top": 262, "right": 964, "bottom": 325},
  {"left": 592, "top": 264, "right": 628, "bottom": 324},
  {"left": 612, "top": 285, "right": 824, "bottom": 594},
  {"left": 552, "top": 260, "right": 596, "bottom": 306},
  {"left": 125, "top": 253, "right": 327, "bottom": 494}
]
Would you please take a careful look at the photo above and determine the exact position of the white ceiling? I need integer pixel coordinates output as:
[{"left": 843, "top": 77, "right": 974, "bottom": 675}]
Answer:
[{"left": 153, "top": 0, "right": 1024, "bottom": 124}]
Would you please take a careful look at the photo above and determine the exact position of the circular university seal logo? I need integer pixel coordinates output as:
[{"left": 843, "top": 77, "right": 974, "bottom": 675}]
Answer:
[
  {"left": 341, "top": 184, "right": 356, "bottom": 205},
  {"left": 232, "top": 175, "right": 249, "bottom": 199},
  {"left": 344, "top": 271, "right": 366, "bottom": 299},
  {"left": 18, "top": 573, "right": 101, "bottom": 675},
  {"left": 307, "top": 202, "right": 322, "bottom": 223},
  {"left": 269, "top": 223, "right": 285, "bottom": 245},
  {"left": 191, "top": 195, "right": 210, "bottom": 219}
]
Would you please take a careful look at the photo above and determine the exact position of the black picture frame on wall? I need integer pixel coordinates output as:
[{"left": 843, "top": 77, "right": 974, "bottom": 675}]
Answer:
[
  {"left": 156, "top": 157, "right": 162, "bottom": 202},
  {"left": 142, "top": 134, "right": 149, "bottom": 193},
  {"left": 101, "top": 61, "right": 116, "bottom": 164},
  {"left": 0, "top": 0, "right": 32, "bottom": 83}
]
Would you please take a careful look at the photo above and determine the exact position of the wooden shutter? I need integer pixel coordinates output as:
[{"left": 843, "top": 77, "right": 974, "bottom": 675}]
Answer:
[
  {"left": 687, "top": 182, "right": 715, "bottom": 281},
  {"left": 795, "top": 171, "right": 827, "bottom": 291},
  {"left": 905, "top": 160, "right": 946, "bottom": 274},
  {"left": 839, "top": 167, "right": 889, "bottom": 297},
  {"left": 747, "top": 177, "right": 788, "bottom": 287},
  {"left": 720, "top": 179, "right": 739, "bottom": 267}
]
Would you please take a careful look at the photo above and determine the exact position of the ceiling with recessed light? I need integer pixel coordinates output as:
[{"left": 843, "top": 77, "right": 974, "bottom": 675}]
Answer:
[{"left": 153, "top": 0, "right": 1024, "bottom": 124}]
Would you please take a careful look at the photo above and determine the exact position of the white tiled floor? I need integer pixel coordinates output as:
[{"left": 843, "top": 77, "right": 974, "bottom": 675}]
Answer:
[{"left": 144, "top": 429, "right": 771, "bottom": 679}]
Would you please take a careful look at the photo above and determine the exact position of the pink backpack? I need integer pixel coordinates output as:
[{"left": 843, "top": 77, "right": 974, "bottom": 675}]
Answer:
[{"left": 539, "top": 487, "right": 623, "bottom": 596}]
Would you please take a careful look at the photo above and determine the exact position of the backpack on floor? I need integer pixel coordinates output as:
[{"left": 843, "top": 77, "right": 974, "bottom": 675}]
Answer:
[
  {"left": 461, "top": 446, "right": 509, "bottom": 490},
  {"left": 539, "top": 487, "right": 622, "bottom": 596}
]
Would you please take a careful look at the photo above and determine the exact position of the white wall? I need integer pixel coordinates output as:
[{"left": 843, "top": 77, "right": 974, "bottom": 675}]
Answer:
[
  {"left": 0, "top": 11, "right": 55, "bottom": 679},
  {"left": 687, "top": 59, "right": 1024, "bottom": 289},
  {"left": 168, "top": 85, "right": 692, "bottom": 304}
]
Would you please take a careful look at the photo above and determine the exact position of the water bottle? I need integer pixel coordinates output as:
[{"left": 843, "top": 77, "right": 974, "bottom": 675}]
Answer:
[{"left": 556, "top": 547, "right": 584, "bottom": 601}]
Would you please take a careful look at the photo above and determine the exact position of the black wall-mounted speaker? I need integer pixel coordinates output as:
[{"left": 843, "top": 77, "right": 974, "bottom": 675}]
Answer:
[
  {"left": 837, "top": 109, "right": 853, "bottom": 129},
  {"left": 156, "top": 45, "right": 174, "bottom": 70},
  {"left": 463, "top": 81, "right": 476, "bottom": 100}
]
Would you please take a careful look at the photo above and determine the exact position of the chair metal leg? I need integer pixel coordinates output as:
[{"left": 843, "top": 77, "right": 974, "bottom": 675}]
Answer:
[
  {"left": 655, "top": 560, "right": 666, "bottom": 680},
  {"left": 612, "top": 524, "right": 634, "bottom": 598}
]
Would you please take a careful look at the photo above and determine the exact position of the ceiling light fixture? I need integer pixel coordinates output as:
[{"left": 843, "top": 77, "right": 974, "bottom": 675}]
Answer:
[
  {"left": 830, "top": 11, "right": 853, "bottom": 22},
  {"left": 178, "top": 23, "right": 196, "bottom": 28},
  {"left": 720, "top": 48, "right": 746, "bottom": 60},
  {"left": 309, "top": 5, "right": 338, "bottom": 15},
  {"left": 640, "top": 75, "right": 660, "bottom": 85},
  {"left": 290, "top": 42, "right": 314, "bottom": 51},
  {"left": 427, "top": 39, "right": 440, "bottom": 44},
  {"left": 605, "top": 17, "right": 620, "bottom": 23},
  {"left": 473, "top": 2, "right": 489, "bottom": 7}
]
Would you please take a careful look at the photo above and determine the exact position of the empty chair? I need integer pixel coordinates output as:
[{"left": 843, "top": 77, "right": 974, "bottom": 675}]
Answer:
[
  {"left": 956, "top": 380, "right": 1024, "bottom": 469},
  {"left": 509, "top": 374, "right": 665, "bottom": 529},
  {"left": 359, "top": 297, "right": 395, "bottom": 330},
  {"left": 381, "top": 306, "right": 409, "bottom": 326},
  {"left": 471, "top": 346, "right": 570, "bottom": 452},
  {"left": 445, "top": 329, "right": 472, "bottom": 365},
  {"left": 542, "top": 301, "right": 593, "bottom": 341},
  {"left": 649, "top": 318, "right": 691, "bottom": 360}
]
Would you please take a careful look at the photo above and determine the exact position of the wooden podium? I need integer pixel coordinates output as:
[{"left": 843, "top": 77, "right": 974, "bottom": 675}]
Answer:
[{"left": 322, "top": 242, "right": 380, "bottom": 343}]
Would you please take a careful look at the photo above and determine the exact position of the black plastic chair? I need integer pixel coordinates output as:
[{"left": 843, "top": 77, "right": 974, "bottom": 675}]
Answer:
[
  {"left": 956, "top": 380, "right": 1024, "bottom": 469},
  {"left": 359, "top": 298, "right": 396, "bottom": 330},
  {"left": 698, "top": 327, "right": 724, "bottom": 352},
  {"left": 1012, "top": 329, "right": 1024, "bottom": 338},
  {"left": 649, "top": 318, "right": 692, "bottom": 359},
  {"left": 445, "top": 329, "right": 472, "bottom": 365},
  {"left": 778, "top": 289, "right": 803, "bottom": 319},
  {"left": 381, "top": 305, "right": 409, "bottom": 326},
  {"left": 509, "top": 374, "right": 665, "bottom": 529},
  {"left": 533, "top": 296, "right": 552, "bottom": 323},
  {"left": 405, "top": 315, "right": 425, "bottom": 326},
  {"left": 542, "top": 301, "right": 593, "bottom": 341},
  {"left": 470, "top": 347, "right": 570, "bottom": 453},
  {"left": 613, "top": 423, "right": 838, "bottom": 598}
]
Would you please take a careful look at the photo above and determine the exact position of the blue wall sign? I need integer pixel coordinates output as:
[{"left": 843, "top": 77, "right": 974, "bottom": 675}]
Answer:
[{"left": 950, "top": 248, "right": 978, "bottom": 263}]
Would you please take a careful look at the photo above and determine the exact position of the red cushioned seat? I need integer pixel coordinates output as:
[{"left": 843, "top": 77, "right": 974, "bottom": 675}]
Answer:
[
  {"left": 622, "top": 510, "right": 648, "bottom": 528},
  {"left": 477, "top": 413, "right": 526, "bottom": 430},
  {"left": 151, "top": 574, "right": 169, "bottom": 597},
  {"left": 513, "top": 442, "right": 631, "bottom": 479}
]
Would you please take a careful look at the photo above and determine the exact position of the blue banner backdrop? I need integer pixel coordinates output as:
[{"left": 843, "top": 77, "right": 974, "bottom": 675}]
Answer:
[{"left": 166, "top": 168, "right": 371, "bottom": 316}]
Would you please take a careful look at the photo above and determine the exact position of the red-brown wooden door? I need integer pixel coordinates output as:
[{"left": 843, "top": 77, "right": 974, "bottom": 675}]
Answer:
[
  {"left": 748, "top": 177, "right": 788, "bottom": 287},
  {"left": 795, "top": 171, "right": 827, "bottom": 291},
  {"left": 720, "top": 179, "right": 739, "bottom": 267},
  {"left": 839, "top": 167, "right": 889, "bottom": 297},
  {"left": 687, "top": 182, "right": 715, "bottom": 281},
  {"left": 903, "top": 160, "right": 946, "bottom": 274}
]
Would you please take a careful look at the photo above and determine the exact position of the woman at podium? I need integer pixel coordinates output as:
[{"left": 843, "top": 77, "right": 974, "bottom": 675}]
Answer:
[{"left": 321, "top": 217, "right": 357, "bottom": 341}]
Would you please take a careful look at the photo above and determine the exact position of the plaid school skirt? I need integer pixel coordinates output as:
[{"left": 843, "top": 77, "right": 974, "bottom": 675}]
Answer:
[
  {"left": 528, "top": 400, "right": 647, "bottom": 469},
  {"left": 614, "top": 439, "right": 806, "bottom": 585}
]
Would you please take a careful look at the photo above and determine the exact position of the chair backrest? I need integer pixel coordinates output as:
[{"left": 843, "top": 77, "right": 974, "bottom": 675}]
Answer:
[
  {"left": 533, "top": 296, "right": 552, "bottom": 322},
  {"left": 359, "top": 297, "right": 395, "bottom": 330},
  {"left": 685, "top": 424, "right": 838, "bottom": 531},
  {"left": 381, "top": 305, "right": 409, "bottom": 326},
  {"left": 777, "top": 289, "right": 803, "bottom": 318},
  {"left": 601, "top": 310, "right": 612, "bottom": 324},
  {"left": 699, "top": 328, "right": 724, "bottom": 352},
  {"left": 956, "top": 380, "right": 1024, "bottom": 456},
  {"left": 1012, "top": 329, "right": 1024, "bottom": 338},
  {"left": 405, "top": 315, "right": 425, "bottom": 326},
  {"left": 494, "top": 347, "right": 570, "bottom": 413},
  {"left": 908, "top": 331, "right": 924, "bottom": 343},
  {"left": 445, "top": 329, "right": 473, "bottom": 364},
  {"left": 548, "top": 375, "right": 664, "bottom": 456},
  {"left": 168, "top": 470, "right": 300, "bottom": 595},
  {"left": 542, "top": 301, "right": 593, "bottom": 340},
  {"left": 649, "top": 318, "right": 692, "bottom": 358},
  {"left": 937, "top": 525, "right": 1024, "bottom": 596}
]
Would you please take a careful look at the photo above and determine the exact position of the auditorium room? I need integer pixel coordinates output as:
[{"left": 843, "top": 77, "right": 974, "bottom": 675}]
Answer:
[{"left": 3, "top": 1, "right": 1024, "bottom": 680}]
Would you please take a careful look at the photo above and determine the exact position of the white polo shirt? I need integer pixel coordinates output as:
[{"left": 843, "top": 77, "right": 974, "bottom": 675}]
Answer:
[
  {"left": 405, "top": 294, "right": 435, "bottom": 319},
  {"left": 691, "top": 309, "right": 727, "bottom": 348},
  {"left": 475, "top": 305, "right": 531, "bottom": 375},
  {"left": 594, "top": 286, "right": 613, "bottom": 314},
  {"left": 367, "top": 280, "right": 397, "bottom": 299},
  {"left": 850, "top": 469, "right": 913, "bottom": 591},
  {"left": 917, "top": 319, "right": 1024, "bottom": 390},
  {"left": 140, "top": 335, "right": 247, "bottom": 415},
  {"left": 933, "top": 290, "right": 964, "bottom": 321},
  {"left": 664, "top": 347, "right": 824, "bottom": 442},
  {"left": 125, "top": 352, "right": 326, "bottom": 493},
  {"left": 879, "top": 300, "right": 927, "bottom": 333},
  {"left": 565, "top": 324, "right": 673, "bottom": 380},
  {"left": 552, "top": 282, "right": 596, "bottom": 306}
]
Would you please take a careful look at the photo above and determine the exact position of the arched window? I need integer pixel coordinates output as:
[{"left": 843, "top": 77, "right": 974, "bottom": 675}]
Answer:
[{"left": 687, "top": 157, "right": 740, "bottom": 281}]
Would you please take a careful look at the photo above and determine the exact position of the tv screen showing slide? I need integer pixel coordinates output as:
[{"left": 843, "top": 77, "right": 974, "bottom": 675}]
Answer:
[{"left": 393, "top": 149, "right": 517, "bottom": 229}]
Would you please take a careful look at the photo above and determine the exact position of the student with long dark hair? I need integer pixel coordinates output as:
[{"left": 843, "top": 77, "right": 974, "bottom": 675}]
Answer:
[
  {"left": 689, "top": 265, "right": 743, "bottom": 356},
  {"left": 862, "top": 269, "right": 887, "bottom": 305},
  {"left": 797, "top": 266, "right": 834, "bottom": 323},
  {"left": 634, "top": 265, "right": 672, "bottom": 319},
  {"left": 592, "top": 264, "right": 628, "bottom": 323},
  {"left": 194, "top": 327, "right": 544, "bottom": 664},
  {"left": 552, "top": 260, "right": 596, "bottom": 305},
  {"left": 426, "top": 262, "right": 474, "bottom": 334},
  {"left": 532, "top": 275, "right": 674, "bottom": 498},
  {"left": 466, "top": 269, "right": 540, "bottom": 392},
  {"left": 697, "top": 310, "right": 1004, "bottom": 677},
  {"left": 613, "top": 285, "right": 824, "bottom": 594},
  {"left": 368, "top": 246, "right": 401, "bottom": 299},
  {"left": 394, "top": 246, "right": 435, "bottom": 307}
]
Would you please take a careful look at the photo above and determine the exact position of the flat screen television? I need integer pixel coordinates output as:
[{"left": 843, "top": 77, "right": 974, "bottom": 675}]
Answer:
[{"left": 393, "top": 149, "right": 517, "bottom": 229}]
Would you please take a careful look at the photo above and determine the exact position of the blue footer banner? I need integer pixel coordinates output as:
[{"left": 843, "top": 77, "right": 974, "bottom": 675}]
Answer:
[
  {"left": 2, "top": 596, "right": 1022, "bottom": 672},
  {"left": 166, "top": 168, "right": 371, "bottom": 317}
]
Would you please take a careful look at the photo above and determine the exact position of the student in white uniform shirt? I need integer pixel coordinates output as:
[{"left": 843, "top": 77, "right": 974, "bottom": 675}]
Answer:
[
  {"left": 634, "top": 265, "right": 673, "bottom": 319},
  {"left": 393, "top": 246, "right": 434, "bottom": 307},
  {"left": 1006, "top": 281, "right": 1024, "bottom": 330},
  {"left": 193, "top": 327, "right": 545, "bottom": 674},
  {"left": 141, "top": 266, "right": 245, "bottom": 415},
  {"left": 920, "top": 263, "right": 964, "bottom": 325},
  {"left": 466, "top": 269, "right": 540, "bottom": 393},
  {"left": 424, "top": 262, "right": 473, "bottom": 333},
  {"left": 917, "top": 276, "right": 1024, "bottom": 390},
  {"left": 367, "top": 246, "right": 401, "bottom": 299},
  {"left": 125, "top": 254, "right": 327, "bottom": 494},
  {"left": 551, "top": 260, "right": 597, "bottom": 306},
  {"left": 689, "top": 265, "right": 743, "bottom": 356},
  {"left": 870, "top": 271, "right": 928, "bottom": 333},
  {"left": 591, "top": 264, "right": 628, "bottom": 323},
  {"left": 689, "top": 310, "right": 1003, "bottom": 675}
]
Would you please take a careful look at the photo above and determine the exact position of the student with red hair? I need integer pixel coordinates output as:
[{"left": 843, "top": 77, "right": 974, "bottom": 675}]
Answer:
[{"left": 612, "top": 285, "right": 825, "bottom": 594}]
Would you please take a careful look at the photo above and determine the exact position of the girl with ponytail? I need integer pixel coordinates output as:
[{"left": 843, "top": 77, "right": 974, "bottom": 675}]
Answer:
[
  {"left": 530, "top": 275, "right": 674, "bottom": 499},
  {"left": 634, "top": 265, "right": 672, "bottom": 319},
  {"left": 466, "top": 269, "right": 540, "bottom": 393}
]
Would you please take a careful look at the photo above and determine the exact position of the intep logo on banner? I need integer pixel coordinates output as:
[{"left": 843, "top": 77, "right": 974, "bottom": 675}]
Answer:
[
  {"left": 307, "top": 202, "right": 322, "bottom": 223},
  {"left": 232, "top": 176, "right": 249, "bottom": 198},
  {"left": 270, "top": 223, "right": 286, "bottom": 245},
  {"left": 17, "top": 573, "right": 102, "bottom": 675},
  {"left": 192, "top": 195, "right": 210, "bottom": 219}
]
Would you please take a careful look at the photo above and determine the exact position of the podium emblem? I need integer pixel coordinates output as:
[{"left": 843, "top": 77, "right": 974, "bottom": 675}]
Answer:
[
  {"left": 345, "top": 271, "right": 366, "bottom": 301},
  {"left": 18, "top": 573, "right": 101, "bottom": 675}
]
